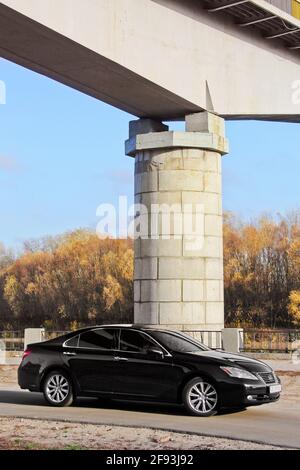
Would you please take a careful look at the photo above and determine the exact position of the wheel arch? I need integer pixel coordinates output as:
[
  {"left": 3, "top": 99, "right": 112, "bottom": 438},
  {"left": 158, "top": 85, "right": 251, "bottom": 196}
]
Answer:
[{"left": 40, "top": 365, "right": 78, "bottom": 395}]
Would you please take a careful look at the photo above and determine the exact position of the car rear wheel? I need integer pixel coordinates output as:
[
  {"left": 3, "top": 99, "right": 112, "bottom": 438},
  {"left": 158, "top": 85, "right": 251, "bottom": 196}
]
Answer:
[
  {"left": 183, "top": 377, "right": 218, "bottom": 417},
  {"left": 43, "top": 370, "right": 74, "bottom": 407}
]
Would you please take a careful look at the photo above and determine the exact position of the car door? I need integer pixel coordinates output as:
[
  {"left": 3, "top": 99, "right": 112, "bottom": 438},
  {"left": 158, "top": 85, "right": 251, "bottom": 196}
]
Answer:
[
  {"left": 62, "top": 328, "right": 118, "bottom": 394},
  {"left": 112, "top": 329, "right": 179, "bottom": 401}
]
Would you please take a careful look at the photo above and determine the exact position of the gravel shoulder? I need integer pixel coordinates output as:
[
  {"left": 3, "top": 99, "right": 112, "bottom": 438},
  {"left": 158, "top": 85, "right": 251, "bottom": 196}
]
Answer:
[
  {"left": 0, "top": 417, "right": 288, "bottom": 450},
  {"left": 0, "top": 366, "right": 18, "bottom": 386}
]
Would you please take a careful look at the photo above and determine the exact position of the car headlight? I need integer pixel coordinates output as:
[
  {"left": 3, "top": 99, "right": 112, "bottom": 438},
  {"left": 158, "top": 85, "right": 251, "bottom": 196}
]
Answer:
[{"left": 220, "top": 366, "right": 258, "bottom": 380}]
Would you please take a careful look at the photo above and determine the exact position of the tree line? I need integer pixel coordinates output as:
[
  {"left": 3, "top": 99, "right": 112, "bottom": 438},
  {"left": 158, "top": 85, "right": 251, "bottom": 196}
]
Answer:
[
  {"left": 1, "top": 212, "right": 300, "bottom": 331},
  {"left": 224, "top": 212, "right": 300, "bottom": 328},
  {"left": 0, "top": 231, "right": 133, "bottom": 330}
]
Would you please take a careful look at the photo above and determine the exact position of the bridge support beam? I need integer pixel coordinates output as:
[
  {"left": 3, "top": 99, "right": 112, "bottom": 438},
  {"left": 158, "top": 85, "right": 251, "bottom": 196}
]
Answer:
[{"left": 126, "top": 112, "right": 228, "bottom": 331}]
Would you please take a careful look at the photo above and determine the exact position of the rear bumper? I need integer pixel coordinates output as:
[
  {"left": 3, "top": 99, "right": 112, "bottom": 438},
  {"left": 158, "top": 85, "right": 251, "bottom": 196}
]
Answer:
[{"left": 18, "top": 364, "right": 40, "bottom": 392}]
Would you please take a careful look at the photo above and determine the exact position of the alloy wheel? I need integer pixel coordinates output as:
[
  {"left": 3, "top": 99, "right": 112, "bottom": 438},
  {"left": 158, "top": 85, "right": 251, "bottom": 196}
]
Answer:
[
  {"left": 46, "top": 374, "right": 70, "bottom": 404},
  {"left": 188, "top": 381, "right": 218, "bottom": 414}
]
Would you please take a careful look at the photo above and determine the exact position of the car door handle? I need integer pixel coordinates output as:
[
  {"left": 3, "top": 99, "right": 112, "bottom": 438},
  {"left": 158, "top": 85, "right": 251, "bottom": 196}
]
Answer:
[
  {"left": 114, "top": 356, "right": 128, "bottom": 362},
  {"left": 63, "top": 351, "right": 77, "bottom": 356}
]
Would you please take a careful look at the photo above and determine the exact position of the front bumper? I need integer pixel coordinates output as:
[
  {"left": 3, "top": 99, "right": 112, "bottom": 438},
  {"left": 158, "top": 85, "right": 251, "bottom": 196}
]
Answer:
[
  {"left": 242, "top": 381, "right": 281, "bottom": 405},
  {"left": 218, "top": 374, "right": 281, "bottom": 407}
]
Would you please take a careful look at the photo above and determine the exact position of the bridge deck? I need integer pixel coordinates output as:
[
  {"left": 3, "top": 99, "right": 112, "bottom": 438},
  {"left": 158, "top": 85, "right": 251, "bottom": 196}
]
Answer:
[
  {"left": 1, "top": 0, "right": 300, "bottom": 120},
  {"left": 204, "top": 0, "right": 300, "bottom": 51}
]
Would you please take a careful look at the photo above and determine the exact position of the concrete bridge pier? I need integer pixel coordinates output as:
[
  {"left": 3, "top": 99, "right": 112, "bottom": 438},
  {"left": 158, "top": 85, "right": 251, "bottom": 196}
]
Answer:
[{"left": 126, "top": 112, "right": 229, "bottom": 331}]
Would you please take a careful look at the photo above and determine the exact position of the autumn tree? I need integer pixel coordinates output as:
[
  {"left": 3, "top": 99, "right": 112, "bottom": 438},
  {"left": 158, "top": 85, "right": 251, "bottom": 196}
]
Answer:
[
  {"left": 1, "top": 211, "right": 300, "bottom": 331},
  {"left": 288, "top": 291, "right": 300, "bottom": 326},
  {"left": 224, "top": 212, "right": 300, "bottom": 328},
  {"left": 0, "top": 231, "right": 133, "bottom": 330}
]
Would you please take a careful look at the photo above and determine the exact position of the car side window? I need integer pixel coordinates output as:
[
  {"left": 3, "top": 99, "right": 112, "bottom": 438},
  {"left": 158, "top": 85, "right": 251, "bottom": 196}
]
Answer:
[
  {"left": 120, "top": 330, "right": 156, "bottom": 354},
  {"left": 79, "top": 329, "right": 115, "bottom": 350},
  {"left": 64, "top": 335, "right": 79, "bottom": 348},
  {"left": 150, "top": 331, "right": 201, "bottom": 353}
]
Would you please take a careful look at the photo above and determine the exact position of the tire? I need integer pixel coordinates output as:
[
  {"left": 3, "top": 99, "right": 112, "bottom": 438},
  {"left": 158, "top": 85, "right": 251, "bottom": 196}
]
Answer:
[
  {"left": 43, "top": 370, "right": 74, "bottom": 407},
  {"left": 183, "top": 377, "right": 218, "bottom": 417}
]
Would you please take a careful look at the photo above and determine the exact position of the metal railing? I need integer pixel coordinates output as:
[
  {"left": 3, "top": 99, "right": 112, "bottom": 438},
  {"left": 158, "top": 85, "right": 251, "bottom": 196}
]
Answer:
[
  {"left": 0, "top": 330, "right": 69, "bottom": 352},
  {"left": 0, "top": 329, "right": 223, "bottom": 351},
  {"left": 241, "top": 329, "right": 300, "bottom": 353},
  {"left": 0, "top": 331, "right": 24, "bottom": 351},
  {"left": 2, "top": 328, "right": 300, "bottom": 353}
]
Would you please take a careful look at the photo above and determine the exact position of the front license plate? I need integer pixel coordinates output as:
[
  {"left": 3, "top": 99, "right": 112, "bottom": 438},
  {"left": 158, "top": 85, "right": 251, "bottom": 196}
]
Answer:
[{"left": 269, "top": 384, "right": 281, "bottom": 394}]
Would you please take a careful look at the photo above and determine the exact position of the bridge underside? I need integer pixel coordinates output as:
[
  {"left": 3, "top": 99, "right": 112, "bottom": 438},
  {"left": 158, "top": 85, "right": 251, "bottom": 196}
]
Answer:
[
  {"left": 0, "top": 2, "right": 201, "bottom": 120},
  {"left": 1, "top": 0, "right": 300, "bottom": 121}
]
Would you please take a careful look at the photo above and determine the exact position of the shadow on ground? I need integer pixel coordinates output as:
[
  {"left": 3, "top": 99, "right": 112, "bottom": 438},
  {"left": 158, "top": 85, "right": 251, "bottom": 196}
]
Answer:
[{"left": 0, "top": 390, "right": 248, "bottom": 417}]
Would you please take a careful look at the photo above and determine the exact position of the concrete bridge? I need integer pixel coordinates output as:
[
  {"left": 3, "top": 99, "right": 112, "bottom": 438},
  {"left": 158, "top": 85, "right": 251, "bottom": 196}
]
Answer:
[{"left": 1, "top": 0, "right": 300, "bottom": 331}]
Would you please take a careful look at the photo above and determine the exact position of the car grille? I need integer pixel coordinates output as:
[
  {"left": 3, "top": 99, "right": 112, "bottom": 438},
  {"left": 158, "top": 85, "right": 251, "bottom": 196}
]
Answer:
[{"left": 257, "top": 372, "right": 277, "bottom": 384}]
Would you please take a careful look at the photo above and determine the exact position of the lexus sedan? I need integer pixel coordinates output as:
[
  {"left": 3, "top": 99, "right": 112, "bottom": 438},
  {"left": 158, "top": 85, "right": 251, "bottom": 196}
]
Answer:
[{"left": 18, "top": 325, "right": 281, "bottom": 417}]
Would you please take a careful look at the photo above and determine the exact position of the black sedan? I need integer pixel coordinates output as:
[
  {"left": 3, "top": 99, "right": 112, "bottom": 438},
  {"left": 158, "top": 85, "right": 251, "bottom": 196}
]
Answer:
[{"left": 18, "top": 325, "right": 281, "bottom": 417}]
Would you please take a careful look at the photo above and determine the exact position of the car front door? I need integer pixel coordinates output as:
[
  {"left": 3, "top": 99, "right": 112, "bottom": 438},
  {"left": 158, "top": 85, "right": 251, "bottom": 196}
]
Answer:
[
  {"left": 112, "top": 329, "right": 179, "bottom": 401},
  {"left": 62, "top": 328, "right": 118, "bottom": 394}
]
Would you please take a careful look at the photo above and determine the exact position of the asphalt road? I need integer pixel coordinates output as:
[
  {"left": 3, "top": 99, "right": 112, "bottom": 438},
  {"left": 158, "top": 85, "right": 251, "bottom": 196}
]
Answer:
[{"left": 0, "top": 387, "right": 299, "bottom": 449}]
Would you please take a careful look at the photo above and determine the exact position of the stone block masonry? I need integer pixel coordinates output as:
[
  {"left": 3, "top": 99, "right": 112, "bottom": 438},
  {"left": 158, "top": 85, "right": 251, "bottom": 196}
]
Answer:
[{"left": 126, "top": 112, "right": 228, "bottom": 331}]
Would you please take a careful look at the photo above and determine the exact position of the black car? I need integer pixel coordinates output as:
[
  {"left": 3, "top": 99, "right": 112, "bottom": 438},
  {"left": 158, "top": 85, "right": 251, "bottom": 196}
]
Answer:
[{"left": 18, "top": 325, "right": 281, "bottom": 417}]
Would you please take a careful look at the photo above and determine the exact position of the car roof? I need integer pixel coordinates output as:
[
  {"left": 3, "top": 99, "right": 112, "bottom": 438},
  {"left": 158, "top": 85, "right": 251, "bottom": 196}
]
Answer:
[{"left": 67, "top": 324, "right": 179, "bottom": 335}]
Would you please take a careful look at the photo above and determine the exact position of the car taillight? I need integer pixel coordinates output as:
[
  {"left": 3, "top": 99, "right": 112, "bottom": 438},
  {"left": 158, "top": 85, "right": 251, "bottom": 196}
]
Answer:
[{"left": 22, "top": 349, "right": 32, "bottom": 361}]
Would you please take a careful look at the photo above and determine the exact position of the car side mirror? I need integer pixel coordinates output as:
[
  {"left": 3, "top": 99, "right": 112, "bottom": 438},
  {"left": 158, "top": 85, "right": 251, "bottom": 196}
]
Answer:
[{"left": 148, "top": 347, "right": 164, "bottom": 358}]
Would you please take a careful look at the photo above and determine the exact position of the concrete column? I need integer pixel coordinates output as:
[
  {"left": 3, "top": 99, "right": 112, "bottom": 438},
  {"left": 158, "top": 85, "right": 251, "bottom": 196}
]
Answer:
[
  {"left": 126, "top": 112, "right": 229, "bottom": 331},
  {"left": 0, "top": 339, "right": 6, "bottom": 365},
  {"left": 24, "top": 328, "right": 45, "bottom": 350},
  {"left": 222, "top": 328, "right": 244, "bottom": 353}
]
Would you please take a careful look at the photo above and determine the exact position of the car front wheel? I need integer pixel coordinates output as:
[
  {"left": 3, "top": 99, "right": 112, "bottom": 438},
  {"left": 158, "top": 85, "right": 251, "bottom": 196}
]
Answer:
[
  {"left": 183, "top": 377, "right": 218, "bottom": 417},
  {"left": 43, "top": 370, "right": 74, "bottom": 407}
]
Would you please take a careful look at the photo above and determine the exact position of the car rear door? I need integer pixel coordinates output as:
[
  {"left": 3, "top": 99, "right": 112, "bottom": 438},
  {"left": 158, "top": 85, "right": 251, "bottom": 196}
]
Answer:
[{"left": 62, "top": 328, "right": 118, "bottom": 394}]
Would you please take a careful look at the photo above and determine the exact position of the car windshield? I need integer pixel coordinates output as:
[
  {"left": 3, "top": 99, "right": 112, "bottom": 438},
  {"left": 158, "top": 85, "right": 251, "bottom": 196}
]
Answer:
[{"left": 150, "top": 331, "right": 210, "bottom": 353}]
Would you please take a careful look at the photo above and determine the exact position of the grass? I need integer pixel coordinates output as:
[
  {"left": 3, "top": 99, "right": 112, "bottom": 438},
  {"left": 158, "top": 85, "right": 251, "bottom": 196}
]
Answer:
[
  {"left": 13, "top": 438, "right": 87, "bottom": 451},
  {"left": 63, "top": 443, "right": 87, "bottom": 451},
  {"left": 13, "top": 439, "right": 42, "bottom": 450}
]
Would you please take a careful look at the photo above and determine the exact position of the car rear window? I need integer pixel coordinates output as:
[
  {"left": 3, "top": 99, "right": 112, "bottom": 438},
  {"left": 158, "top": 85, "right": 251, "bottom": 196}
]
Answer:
[
  {"left": 79, "top": 329, "right": 115, "bottom": 350},
  {"left": 64, "top": 335, "right": 79, "bottom": 348}
]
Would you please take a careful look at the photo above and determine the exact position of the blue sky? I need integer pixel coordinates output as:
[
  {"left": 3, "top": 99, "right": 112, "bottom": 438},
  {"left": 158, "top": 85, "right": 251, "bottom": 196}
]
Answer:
[{"left": 0, "top": 57, "right": 300, "bottom": 250}]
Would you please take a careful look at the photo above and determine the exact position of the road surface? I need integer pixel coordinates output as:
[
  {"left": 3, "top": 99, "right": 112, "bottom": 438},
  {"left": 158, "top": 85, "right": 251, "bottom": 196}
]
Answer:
[{"left": 0, "top": 387, "right": 298, "bottom": 449}]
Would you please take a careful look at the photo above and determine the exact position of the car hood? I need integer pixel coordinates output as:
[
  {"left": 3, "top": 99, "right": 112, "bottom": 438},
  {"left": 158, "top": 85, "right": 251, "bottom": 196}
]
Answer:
[{"left": 177, "top": 350, "right": 273, "bottom": 372}]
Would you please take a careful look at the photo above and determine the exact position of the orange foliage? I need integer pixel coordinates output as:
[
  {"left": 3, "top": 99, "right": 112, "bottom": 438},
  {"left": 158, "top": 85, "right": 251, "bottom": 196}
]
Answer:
[
  {"left": 1, "top": 211, "right": 300, "bottom": 330},
  {"left": 0, "top": 230, "right": 133, "bottom": 329}
]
